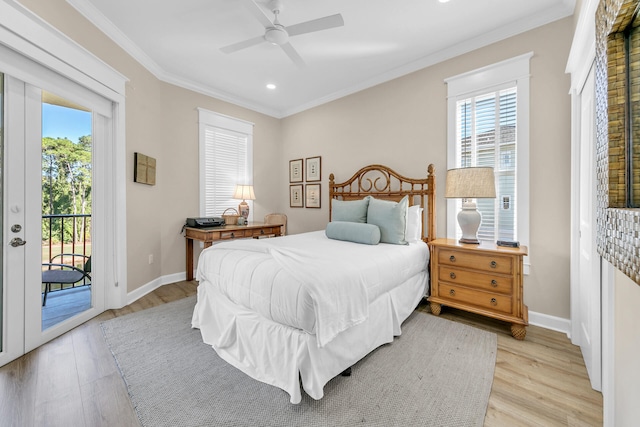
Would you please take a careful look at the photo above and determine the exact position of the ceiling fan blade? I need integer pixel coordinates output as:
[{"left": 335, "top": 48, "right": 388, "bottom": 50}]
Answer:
[
  {"left": 220, "top": 35, "right": 265, "bottom": 54},
  {"left": 280, "top": 43, "right": 306, "bottom": 68},
  {"left": 239, "top": 0, "right": 274, "bottom": 29},
  {"left": 286, "top": 14, "right": 344, "bottom": 37}
]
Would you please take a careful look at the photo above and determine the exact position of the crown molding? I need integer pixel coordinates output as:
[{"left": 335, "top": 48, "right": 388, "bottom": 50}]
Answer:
[
  {"left": 566, "top": 0, "right": 597, "bottom": 91},
  {"left": 66, "top": 0, "right": 575, "bottom": 119},
  {"left": 282, "top": 1, "right": 574, "bottom": 117},
  {"left": 2, "top": 0, "right": 127, "bottom": 98},
  {"left": 65, "top": 0, "right": 282, "bottom": 117},
  {"left": 156, "top": 70, "right": 282, "bottom": 118},
  {"left": 65, "top": 0, "right": 164, "bottom": 78}
]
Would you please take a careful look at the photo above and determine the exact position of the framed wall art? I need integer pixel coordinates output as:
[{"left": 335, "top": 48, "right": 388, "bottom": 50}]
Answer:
[
  {"left": 305, "top": 183, "right": 321, "bottom": 208},
  {"left": 290, "top": 184, "right": 304, "bottom": 208},
  {"left": 305, "top": 156, "right": 321, "bottom": 182},
  {"left": 289, "top": 159, "right": 303, "bottom": 183},
  {"left": 134, "top": 152, "right": 156, "bottom": 185}
]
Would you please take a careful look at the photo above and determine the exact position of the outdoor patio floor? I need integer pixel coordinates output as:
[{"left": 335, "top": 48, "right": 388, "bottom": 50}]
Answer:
[{"left": 42, "top": 285, "right": 91, "bottom": 330}]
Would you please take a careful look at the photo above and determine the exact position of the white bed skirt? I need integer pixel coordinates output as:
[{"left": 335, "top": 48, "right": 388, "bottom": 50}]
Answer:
[{"left": 192, "top": 271, "right": 428, "bottom": 404}]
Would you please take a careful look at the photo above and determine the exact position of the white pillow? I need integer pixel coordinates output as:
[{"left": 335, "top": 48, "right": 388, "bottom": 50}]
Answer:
[{"left": 405, "top": 205, "right": 423, "bottom": 243}]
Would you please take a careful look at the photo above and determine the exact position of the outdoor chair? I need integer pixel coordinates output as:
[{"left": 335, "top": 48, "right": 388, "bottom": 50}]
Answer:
[{"left": 42, "top": 254, "right": 91, "bottom": 306}]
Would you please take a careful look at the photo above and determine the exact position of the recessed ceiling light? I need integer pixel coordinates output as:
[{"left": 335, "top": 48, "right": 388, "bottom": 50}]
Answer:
[
  {"left": 438, "top": 0, "right": 450, "bottom": 3},
  {"left": 266, "top": 83, "right": 276, "bottom": 90}
]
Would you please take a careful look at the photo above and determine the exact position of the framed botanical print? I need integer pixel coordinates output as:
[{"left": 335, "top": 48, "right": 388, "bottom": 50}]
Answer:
[
  {"left": 305, "top": 156, "right": 321, "bottom": 182},
  {"left": 290, "top": 184, "right": 304, "bottom": 207},
  {"left": 289, "top": 159, "right": 303, "bottom": 183},
  {"left": 305, "top": 183, "right": 321, "bottom": 208}
]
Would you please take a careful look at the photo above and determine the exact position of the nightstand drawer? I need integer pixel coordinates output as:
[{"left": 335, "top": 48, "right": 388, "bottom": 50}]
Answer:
[
  {"left": 437, "top": 266, "right": 513, "bottom": 294},
  {"left": 437, "top": 283, "right": 513, "bottom": 315},
  {"left": 438, "top": 249, "right": 513, "bottom": 275}
]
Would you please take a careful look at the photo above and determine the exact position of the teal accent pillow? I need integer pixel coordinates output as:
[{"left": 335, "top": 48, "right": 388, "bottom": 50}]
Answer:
[
  {"left": 366, "top": 196, "right": 409, "bottom": 245},
  {"left": 331, "top": 197, "right": 370, "bottom": 223},
  {"left": 325, "top": 221, "right": 381, "bottom": 245}
]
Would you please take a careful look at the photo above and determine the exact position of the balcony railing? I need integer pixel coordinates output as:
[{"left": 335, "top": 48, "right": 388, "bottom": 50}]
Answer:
[{"left": 42, "top": 213, "right": 91, "bottom": 294}]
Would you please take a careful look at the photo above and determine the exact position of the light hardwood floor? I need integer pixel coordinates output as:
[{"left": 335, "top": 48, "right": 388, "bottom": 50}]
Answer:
[
  {"left": 0, "top": 281, "right": 603, "bottom": 426},
  {"left": 417, "top": 304, "right": 604, "bottom": 426}
]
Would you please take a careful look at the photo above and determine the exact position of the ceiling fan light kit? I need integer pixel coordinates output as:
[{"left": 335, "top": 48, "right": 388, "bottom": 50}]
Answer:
[
  {"left": 221, "top": 0, "right": 344, "bottom": 67},
  {"left": 265, "top": 26, "right": 288, "bottom": 45}
]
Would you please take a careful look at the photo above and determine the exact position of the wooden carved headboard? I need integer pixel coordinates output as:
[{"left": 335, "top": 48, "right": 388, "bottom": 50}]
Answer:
[{"left": 328, "top": 164, "right": 436, "bottom": 242}]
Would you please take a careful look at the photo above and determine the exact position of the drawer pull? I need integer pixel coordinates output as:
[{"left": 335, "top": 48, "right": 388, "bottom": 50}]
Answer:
[
  {"left": 231, "top": 232, "right": 235, "bottom": 238},
  {"left": 449, "top": 255, "right": 456, "bottom": 262},
  {"left": 490, "top": 298, "right": 497, "bottom": 306},
  {"left": 491, "top": 279, "right": 498, "bottom": 287},
  {"left": 490, "top": 261, "right": 497, "bottom": 268},
  {"left": 261, "top": 229, "right": 265, "bottom": 235},
  {"left": 449, "top": 289, "right": 456, "bottom": 296},
  {"left": 449, "top": 272, "right": 456, "bottom": 279}
]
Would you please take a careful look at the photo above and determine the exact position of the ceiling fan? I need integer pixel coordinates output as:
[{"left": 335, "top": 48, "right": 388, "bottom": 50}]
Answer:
[{"left": 220, "top": 0, "right": 344, "bottom": 67}]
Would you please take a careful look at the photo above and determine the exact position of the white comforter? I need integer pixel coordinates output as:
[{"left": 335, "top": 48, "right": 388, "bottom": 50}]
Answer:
[{"left": 195, "top": 230, "right": 429, "bottom": 348}]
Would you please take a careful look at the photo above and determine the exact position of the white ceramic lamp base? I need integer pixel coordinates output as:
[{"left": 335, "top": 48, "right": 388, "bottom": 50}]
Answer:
[{"left": 457, "top": 201, "right": 481, "bottom": 244}]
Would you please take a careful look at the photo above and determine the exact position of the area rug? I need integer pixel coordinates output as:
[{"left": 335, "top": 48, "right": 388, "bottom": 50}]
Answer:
[{"left": 102, "top": 296, "right": 497, "bottom": 427}]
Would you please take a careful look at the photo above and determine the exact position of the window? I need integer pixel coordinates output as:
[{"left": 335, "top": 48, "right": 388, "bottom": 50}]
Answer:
[
  {"left": 446, "top": 53, "right": 531, "bottom": 269},
  {"left": 198, "top": 109, "right": 254, "bottom": 218},
  {"left": 456, "top": 88, "right": 517, "bottom": 241}
]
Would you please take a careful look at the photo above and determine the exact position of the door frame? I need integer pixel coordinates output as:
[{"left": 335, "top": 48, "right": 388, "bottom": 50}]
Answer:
[
  {"left": 0, "top": 75, "right": 27, "bottom": 366},
  {"left": 0, "top": 1, "right": 128, "bottom": 366},
  {"left": 569, "top": 54, "right": 602, "bottom": 384},
  {"left": 567, "top": 0, "right": 614, "bottom": 421},
  {"left": 571, "top": 62, "right": 601, "bottom": 391}
]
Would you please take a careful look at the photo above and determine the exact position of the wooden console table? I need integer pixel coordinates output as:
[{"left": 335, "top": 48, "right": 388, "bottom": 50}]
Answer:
[{"left": 184, "top": 222, "right": 284, "bottom": 281}]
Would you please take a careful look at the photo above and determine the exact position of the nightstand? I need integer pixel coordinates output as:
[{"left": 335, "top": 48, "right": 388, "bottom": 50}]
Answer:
[{"left": 428, "top": 238, "right": 529, "bottom": 339}]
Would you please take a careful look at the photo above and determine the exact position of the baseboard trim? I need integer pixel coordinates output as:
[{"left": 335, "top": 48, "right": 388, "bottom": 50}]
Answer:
[
  {"left": 529, "top": 310, "right": 571, "bottom": 338},
  {"left": 126, "top": 271, "right": 190, "bottom": 306}
]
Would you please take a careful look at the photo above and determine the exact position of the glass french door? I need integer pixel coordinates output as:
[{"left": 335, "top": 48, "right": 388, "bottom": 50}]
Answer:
[
  {"left": 0, "top": 72, "right": 4, "bottom": 356},
  {"left": 39, "top": 91, "right": 93, "bottom": 331},
  {"left": 1, "top": 66, "right": 106, "bottom": 365}
]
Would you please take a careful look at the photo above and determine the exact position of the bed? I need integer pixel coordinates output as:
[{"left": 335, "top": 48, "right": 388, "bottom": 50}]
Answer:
[{"left": 191, "top": 164, "right": 436, "bottom": 404}]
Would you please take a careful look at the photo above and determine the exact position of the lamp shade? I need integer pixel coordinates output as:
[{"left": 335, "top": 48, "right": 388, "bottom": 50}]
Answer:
[
  {"left": 445, "top": 167, "right": 496, "bottom": 199},
  {"left": 233, "top": 184, "right": 256, "bottom": 201}
]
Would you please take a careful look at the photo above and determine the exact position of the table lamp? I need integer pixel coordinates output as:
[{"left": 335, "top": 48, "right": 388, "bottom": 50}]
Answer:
[
  {"left": 234, "top": 184, "right": 255, "bottom": 219},
  {"left": 445, "top": 167, "right": 496, "bottom": 244}
]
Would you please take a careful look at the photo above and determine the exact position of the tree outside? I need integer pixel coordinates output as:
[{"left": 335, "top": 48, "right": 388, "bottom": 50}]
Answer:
[{"left": 42, "top": 134, "right": 92, "bottom": 245}]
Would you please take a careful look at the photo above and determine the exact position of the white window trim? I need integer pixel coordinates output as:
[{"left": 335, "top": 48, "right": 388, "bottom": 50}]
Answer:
[
  {"left": 445, "top": 52, "right": 531, "bottom": 274},
  {"left": 197, "top": 108, "right": 254, "bottom": 219}
]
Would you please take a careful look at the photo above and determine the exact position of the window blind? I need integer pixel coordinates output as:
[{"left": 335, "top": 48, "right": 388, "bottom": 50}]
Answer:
[
  {"left": 203, "top": 127, "right": 249, "bottom": 217},
  {"left": 455, "top": 87, "right": 517, "bottom": 241},
  {"left": 198, "top": 109, "right": 254, "bottom": 219}
]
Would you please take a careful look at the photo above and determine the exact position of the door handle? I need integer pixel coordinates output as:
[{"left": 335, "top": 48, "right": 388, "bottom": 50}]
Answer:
[{"left": 9, "top": 237, "right": 26, "bottom": 247}]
